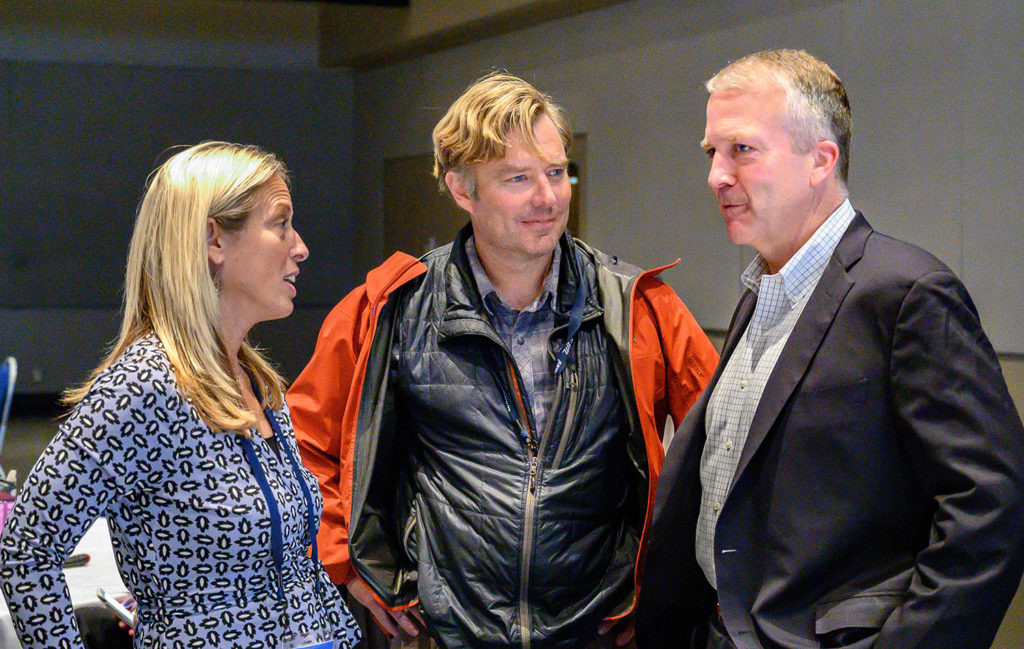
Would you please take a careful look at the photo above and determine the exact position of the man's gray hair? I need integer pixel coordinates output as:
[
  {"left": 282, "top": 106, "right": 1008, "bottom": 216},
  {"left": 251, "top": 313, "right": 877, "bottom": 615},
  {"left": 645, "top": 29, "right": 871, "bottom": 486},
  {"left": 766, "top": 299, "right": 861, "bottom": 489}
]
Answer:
[{"left": 707, "top": 49, "right": 851, "bottom": 187}]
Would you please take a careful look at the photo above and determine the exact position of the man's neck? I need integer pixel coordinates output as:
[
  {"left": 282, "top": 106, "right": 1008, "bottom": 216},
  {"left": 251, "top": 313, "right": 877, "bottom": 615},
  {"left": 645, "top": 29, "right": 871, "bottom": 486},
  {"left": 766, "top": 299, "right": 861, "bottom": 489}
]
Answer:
[
  {"left": 765, "top": 193, "right": 847, "bottom": 274},
  {"left": 475, "top": 243, "right": 554, "bottom": 311}
]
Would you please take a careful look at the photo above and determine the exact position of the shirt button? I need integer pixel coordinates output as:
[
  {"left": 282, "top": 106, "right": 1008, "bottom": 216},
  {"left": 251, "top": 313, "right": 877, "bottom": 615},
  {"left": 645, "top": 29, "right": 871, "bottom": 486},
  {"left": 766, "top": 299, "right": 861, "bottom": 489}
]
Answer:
[
  {"left": 713, "top": 501, "right": 721, "bottom": 512},
  {"left": 516, "top": 337, "right": 525, "bottom": 345},
  {"left": 725, "top": 439, "right": 734, "bottom": 451},
  {"left": 740, "top": 379, "right": 748, "bottom": 389}
]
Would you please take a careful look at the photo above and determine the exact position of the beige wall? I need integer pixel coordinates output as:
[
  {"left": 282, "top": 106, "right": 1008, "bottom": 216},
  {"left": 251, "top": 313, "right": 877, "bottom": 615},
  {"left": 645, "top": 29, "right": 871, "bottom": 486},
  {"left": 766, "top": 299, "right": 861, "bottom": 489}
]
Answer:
[
  {"left": 987, "top": 359, "right": 1022, "bottom": 648},
  {"left": 1001, "top": 356, "right": 1024, "bottom": 423}
]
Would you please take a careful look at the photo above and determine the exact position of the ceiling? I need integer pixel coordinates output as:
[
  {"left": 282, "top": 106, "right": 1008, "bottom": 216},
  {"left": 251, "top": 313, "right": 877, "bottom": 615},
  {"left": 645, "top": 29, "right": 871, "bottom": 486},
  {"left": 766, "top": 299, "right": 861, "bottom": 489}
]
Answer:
[
  {"left": 1, "top": 0, "right": 631, "bottom": 69},
  {"left": 317, "top": 0, "right": 630, "bottom": 68}
]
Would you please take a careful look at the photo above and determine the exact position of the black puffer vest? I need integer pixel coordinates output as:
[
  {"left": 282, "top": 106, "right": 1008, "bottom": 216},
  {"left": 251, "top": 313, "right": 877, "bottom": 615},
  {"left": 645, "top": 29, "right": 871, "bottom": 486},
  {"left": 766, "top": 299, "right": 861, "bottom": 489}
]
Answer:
[{"left": 350, "top": 227, "right": 649, "bottom": 649}]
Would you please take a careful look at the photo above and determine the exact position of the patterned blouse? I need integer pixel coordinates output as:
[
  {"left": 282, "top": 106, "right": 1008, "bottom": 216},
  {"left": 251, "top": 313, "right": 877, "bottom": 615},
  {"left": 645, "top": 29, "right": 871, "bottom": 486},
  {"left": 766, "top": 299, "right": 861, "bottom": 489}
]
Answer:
[{"left": 0, "top": 335, "right": 362, "bottom": 649}]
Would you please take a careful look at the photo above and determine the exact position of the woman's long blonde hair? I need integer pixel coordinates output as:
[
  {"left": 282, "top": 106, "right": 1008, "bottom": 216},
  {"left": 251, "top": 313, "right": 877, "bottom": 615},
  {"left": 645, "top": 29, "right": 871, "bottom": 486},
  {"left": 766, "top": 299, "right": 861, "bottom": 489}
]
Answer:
[{"left": 65, "top": 141, "right": 289, "bottom": 434}]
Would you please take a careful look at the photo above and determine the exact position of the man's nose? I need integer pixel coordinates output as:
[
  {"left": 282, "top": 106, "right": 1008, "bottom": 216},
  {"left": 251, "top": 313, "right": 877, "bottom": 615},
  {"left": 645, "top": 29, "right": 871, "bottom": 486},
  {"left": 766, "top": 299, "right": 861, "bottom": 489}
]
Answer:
[
  {"left": 533, "top": 176, "right": 557, "bottom": 207},
  {"left": 708, "top": 153, "right": 735, "bottom": 190}
]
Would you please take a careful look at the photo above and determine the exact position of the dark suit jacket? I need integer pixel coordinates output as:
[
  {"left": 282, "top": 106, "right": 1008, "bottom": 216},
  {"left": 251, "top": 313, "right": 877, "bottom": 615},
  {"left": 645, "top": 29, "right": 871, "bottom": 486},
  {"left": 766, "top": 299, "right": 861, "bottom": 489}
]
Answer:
[{"left": 636, "top": 214, "right": 1024, "bottom": 649}]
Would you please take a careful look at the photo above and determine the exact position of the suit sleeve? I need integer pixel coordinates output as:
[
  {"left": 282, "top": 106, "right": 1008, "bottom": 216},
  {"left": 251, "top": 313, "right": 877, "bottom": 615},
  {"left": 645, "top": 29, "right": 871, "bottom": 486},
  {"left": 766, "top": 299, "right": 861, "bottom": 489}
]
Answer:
[
  {"left": 877, "top": 269, "right": 1024, "bottom": 648},
  {"left": 288, "top": 296, "right": 367, "bottom": 587}
]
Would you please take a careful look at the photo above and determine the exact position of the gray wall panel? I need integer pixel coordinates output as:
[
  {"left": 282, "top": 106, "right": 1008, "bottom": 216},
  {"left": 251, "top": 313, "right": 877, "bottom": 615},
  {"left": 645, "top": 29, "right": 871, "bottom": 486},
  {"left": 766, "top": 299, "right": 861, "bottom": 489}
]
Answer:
[
  {"left": 961, "top": 0, "right": 1024, "bottom": 351},
  {"left": 352, "top": 0, "right": 1023, "bottom": 352},
  {"left": 1, "top": 61, "right": 355, "bottom": 389}
]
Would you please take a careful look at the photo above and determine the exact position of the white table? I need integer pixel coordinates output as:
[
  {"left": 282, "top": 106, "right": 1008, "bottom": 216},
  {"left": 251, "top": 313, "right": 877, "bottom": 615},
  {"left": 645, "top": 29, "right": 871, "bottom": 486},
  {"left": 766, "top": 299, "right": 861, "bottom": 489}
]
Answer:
[{"left": 0, "top": 518, "right": 128, "bottom": 648}]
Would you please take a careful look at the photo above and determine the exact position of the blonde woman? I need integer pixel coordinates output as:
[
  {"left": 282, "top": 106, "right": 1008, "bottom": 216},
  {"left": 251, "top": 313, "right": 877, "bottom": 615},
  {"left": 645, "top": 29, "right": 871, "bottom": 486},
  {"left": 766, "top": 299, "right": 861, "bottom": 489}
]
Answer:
[{"left": 0, "top": 142, "right": 362, "bottom": 649}]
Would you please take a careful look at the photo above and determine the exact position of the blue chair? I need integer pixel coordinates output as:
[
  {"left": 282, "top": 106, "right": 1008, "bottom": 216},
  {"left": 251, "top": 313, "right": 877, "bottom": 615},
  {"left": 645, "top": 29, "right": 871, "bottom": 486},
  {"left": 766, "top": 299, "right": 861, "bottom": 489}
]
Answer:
[{"left": 0, "top": 357, "right": 16, "bottom": 483}]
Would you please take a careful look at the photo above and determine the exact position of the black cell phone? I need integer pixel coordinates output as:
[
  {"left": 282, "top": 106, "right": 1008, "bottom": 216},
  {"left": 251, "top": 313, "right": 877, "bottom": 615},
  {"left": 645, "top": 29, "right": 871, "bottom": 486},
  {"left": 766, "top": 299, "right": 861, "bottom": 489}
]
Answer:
[{"left": 96, "top": 587, "right": 136, "bottom": 628}]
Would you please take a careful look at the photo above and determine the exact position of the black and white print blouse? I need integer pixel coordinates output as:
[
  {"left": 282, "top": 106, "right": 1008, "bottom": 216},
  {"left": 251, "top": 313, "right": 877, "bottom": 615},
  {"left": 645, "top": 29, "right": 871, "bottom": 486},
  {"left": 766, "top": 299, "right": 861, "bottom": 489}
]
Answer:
[{"left": 0, "top": 334, "right": 363, "bottom": 649}]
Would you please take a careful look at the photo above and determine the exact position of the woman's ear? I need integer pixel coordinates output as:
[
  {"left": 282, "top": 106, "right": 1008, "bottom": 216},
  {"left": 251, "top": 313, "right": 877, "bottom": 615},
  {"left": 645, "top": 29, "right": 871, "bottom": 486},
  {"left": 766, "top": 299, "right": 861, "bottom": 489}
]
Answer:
[{"left": 207, "top": 217, "right": 226, "bottom": 267}]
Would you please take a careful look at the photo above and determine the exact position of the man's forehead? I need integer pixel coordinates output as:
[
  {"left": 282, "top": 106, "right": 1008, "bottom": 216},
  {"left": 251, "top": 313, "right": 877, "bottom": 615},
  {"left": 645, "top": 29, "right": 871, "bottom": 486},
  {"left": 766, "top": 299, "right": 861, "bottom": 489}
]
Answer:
[
  {"left": 704, "top": 85, "right": 785, "bottom": 131},
  {"left": 490, "top": 151, "right": 569, "bottom": 169},
  {"left": 710, "top": 79, "right": 785, "bottom": 101},
  {"left": 487, "top": 125, "right": 568, "bottom": 167},
  {"left": 703, "top": 115, "right": 762, "bottom": 139}
]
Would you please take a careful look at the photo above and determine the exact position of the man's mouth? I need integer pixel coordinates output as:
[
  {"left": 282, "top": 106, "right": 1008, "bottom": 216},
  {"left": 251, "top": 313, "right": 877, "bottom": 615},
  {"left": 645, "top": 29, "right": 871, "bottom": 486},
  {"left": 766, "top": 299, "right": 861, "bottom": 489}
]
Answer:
[
  {"left": 718, "top": 197, "right": 746, "bottom": 213},
  {"left": 521, "top": 213, "right": 560, "bottom": 226}
]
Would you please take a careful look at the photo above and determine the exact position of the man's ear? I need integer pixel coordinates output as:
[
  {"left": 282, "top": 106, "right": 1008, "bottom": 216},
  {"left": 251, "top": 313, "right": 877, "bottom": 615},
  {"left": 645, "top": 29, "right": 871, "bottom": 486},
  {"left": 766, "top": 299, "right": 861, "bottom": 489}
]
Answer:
[
  {"left": 207, "top": 217, "right": 227, "bottom": 266},
  {"left": 809, "top": 140, "right": 840, "bottom": 187},
  {"left": 445, "top": 170, "right": 475, "bottom": 215}
]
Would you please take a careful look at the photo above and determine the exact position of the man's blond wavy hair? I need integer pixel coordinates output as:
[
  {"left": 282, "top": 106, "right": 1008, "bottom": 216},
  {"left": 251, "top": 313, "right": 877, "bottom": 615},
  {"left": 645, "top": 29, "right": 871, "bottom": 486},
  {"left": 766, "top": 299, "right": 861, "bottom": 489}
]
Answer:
[
  {"left": 433, "top": 71, "right": 572, "bottom": 198},
  {"left": 64, "top": 142, "right": 289, "bottom": 434}
]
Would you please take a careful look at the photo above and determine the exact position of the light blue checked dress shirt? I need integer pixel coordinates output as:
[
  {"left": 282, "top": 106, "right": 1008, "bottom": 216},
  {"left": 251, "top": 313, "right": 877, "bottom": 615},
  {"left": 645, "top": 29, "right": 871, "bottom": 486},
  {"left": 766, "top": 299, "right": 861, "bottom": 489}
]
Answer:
[
  {"left": 466, "top": 237, "right": 562, "bottom": 437},
  {"left": 696, "top": 199, "right": 856, "bottom": 588}
]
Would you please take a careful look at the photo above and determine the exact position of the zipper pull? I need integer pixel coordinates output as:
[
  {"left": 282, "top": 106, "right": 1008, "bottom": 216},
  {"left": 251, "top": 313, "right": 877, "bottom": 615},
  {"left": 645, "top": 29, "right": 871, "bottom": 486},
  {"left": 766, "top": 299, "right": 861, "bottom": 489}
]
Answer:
[
  {"left": 518, "top": 418, "right": 536, "bottom": 454},
  {"left": 528, "top": 457, "right": 539, "bottom": 493}
]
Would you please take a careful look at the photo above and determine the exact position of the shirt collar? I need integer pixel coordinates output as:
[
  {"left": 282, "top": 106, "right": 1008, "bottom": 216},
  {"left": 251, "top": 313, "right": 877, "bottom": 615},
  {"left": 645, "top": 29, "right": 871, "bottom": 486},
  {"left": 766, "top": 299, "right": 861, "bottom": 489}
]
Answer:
[
  {"left": 465, "top": 236, "right": 561, "bottom": 315},
  {"left": 741, "top": 199, "right": 856, "bottom": 305}
]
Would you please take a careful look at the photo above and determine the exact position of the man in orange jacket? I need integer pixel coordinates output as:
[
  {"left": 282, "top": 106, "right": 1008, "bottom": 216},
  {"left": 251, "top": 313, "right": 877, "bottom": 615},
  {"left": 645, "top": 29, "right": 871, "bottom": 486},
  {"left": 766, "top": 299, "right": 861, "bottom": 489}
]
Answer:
[{"left": 288, "top": 72, "right": 718, "bottom": 649}]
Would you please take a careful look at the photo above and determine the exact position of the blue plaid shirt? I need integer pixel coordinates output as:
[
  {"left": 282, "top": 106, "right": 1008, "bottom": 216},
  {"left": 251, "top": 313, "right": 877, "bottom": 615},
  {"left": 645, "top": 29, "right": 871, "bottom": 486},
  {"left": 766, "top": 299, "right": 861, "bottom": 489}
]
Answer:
[
  {"left": 695, "top": 199, "right": 856, "bottom": 588},
  {"left": 466, "top": 237, "right": 562, "bottom": 439}
]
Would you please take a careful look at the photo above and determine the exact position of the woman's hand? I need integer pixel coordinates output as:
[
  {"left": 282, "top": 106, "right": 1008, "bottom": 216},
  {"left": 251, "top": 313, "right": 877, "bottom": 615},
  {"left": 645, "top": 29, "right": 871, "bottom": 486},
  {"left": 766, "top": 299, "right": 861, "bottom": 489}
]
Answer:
[{"left": 115, "top": 595, "right": 137, "bottom": 637}]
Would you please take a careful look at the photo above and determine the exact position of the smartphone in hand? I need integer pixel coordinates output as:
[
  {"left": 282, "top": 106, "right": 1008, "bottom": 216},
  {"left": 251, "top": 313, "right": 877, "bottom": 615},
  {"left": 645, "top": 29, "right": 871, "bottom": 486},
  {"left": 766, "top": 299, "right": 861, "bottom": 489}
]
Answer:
[{"left": 96, "top": 587, "right": 136, "bottom": 629}]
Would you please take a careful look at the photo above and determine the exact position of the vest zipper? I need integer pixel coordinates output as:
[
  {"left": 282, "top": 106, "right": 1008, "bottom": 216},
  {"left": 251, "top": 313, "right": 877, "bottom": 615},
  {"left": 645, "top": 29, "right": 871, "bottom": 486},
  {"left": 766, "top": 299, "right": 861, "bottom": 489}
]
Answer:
[
  {"left": 502, "top": 346, "right": 579, "bottom": 648},
  {"left": 519, "top": 452, "right": 540, "bottom": 649},
  {"left": 502, "top": 354, "right": 539, "bottom": 649}
]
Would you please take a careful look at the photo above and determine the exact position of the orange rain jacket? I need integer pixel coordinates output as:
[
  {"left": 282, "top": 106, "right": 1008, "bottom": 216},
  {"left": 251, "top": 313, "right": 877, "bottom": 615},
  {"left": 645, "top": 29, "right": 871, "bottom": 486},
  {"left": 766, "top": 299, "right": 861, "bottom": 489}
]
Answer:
[{"left": 288, "top": 238, "right": 718, "bottom": 619}]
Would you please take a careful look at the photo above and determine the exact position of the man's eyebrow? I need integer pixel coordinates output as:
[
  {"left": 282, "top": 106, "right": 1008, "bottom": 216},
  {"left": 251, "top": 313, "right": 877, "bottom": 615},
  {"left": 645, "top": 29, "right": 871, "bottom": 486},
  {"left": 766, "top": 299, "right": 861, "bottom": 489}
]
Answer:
[
  {"left": 495, "top": 159, "right": 569, "bottom": 173},
  {"left": 495, "top": 163, "right": 530, "bottom": 174}
]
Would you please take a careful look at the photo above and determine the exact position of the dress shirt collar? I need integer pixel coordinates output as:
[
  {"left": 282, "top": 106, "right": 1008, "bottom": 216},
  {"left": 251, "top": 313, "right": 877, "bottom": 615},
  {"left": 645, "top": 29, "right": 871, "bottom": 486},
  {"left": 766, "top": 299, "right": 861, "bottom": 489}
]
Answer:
[
  {"left": 740, "top": 199, "right": 856, "bottom": 306},
  {"left": 465, "top": 235, "right": 561, "bottom": 315}
]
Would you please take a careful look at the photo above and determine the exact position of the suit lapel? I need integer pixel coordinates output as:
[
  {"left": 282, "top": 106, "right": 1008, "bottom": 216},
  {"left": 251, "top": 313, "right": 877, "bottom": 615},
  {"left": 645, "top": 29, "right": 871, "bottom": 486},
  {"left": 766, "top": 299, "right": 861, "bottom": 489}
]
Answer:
[{"left": 730, "top": 214, "right": 872, "bottom": 488}]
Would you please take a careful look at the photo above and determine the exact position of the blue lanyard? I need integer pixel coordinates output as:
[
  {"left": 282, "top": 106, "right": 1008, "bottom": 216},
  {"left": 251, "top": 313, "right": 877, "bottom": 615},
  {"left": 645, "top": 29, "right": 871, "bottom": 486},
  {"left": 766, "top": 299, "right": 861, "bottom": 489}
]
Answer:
[
  {"left": 240, "top": 405, "right": 319, "bottom": 600},
  {"left": 553, "top": 275, "right": 587, "bottom": 376}
]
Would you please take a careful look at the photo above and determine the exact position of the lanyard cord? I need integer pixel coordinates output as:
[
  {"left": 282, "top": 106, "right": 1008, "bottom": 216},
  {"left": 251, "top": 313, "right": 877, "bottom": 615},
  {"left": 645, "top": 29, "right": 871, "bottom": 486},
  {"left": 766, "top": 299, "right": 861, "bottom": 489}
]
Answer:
[
  {"left": 265, "top": 406, "right": 319, "bottom": 564},
  {"left": 240, "top": 436, "right": 287, "bottom": 600},
  {"left": 500, "top": 275, "right": 587, "bottom": 445},
  {"left": 240, "top": 389, "right": 320, "bottom": 600},
  {"left": 553, "top": 275, "right": 587, "bottom": 376}
]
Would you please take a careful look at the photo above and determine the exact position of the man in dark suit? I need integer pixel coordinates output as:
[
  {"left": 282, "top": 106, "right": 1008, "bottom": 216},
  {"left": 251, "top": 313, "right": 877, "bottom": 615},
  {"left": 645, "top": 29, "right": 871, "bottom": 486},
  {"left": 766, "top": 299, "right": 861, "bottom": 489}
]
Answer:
[{"left": 635, "top": 49, "right": 1024, "bottom": 649}]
